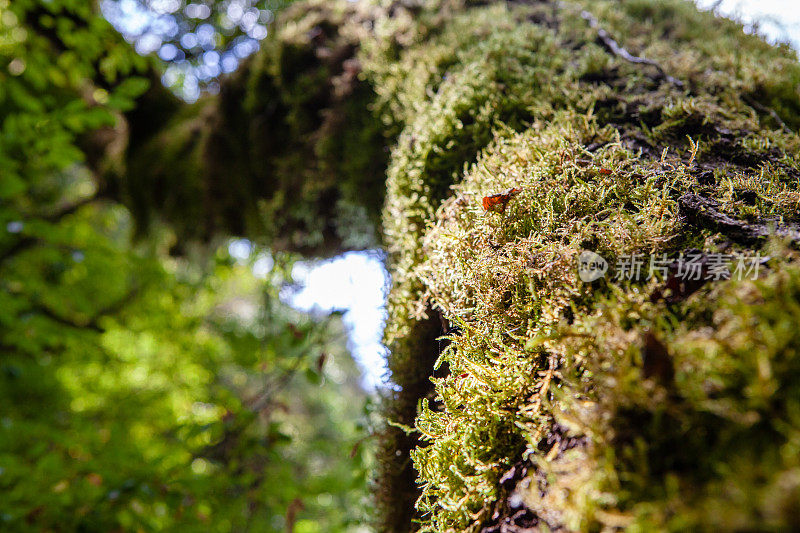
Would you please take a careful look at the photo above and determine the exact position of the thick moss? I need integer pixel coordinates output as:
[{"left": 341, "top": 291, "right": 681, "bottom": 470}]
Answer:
[
  {"left": 412, "top": 117, "right": 799, "bottom": 530},
  {"left": 106, "top": 0, "right": 800, "bottom": 529},
  {"left": 368, "top": 0, "right": 800, "bottom": 531}
]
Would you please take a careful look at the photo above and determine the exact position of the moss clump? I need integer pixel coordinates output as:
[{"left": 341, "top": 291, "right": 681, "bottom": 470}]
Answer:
[
  {"left": 72, "top": 0, "right": 800, "bottom": 526},
  {"left": 366, "top": 0, "right": 800, "bottom": 530},
  {"left": 121, "top": 0, "right": 389, "bottom": 254},
  {"left": 369, "top": 4, "right": 581, "bottom": 528},
  {"left": 412, "top": 115, "right": 799, "bottom": 529}
]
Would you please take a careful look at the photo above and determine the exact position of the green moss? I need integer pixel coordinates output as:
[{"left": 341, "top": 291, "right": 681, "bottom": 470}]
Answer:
[
  {"left": 234, "top": 0, "right": 389, "bottom": 253},
  {"left": 124, "top": 99, "right": 214, "bottom": 238},
  {"left": 537, "top": 254, "right": 800, "bottom": 531},
  {"left": 119, "top": 0, "right": 800, "bottom": 528},
  {"left": 369, "top": 1, "right": 800, "bottom": 529},
  {"left": 410, "top": 111, "right": 800, "bottom": 529}
]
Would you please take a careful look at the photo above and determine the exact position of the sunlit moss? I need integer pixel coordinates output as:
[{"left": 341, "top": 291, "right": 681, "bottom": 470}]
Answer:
[{"left": 367, "top": 0, "right": 800, "bottom": 530}]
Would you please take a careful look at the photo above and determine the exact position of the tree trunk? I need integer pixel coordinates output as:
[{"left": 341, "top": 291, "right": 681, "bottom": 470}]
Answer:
[{"left": 107, "top": 0, "right": 800, "bottom": 531}]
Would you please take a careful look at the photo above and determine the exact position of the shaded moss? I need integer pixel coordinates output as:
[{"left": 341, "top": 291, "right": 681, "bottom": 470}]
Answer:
[{"left": 120, "top": 0, "right": 389, "bottom": 254}]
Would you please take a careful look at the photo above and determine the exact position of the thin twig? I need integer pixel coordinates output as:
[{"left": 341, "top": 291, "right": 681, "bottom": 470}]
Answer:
[
  {"left": 3, "top": 283, "right": 142, "bottom": 333},
  {"left": 27, "top": 304, "right": 105, "bottom": 333},
  {"left": 743, "top": 95, "right": 793, "bottom": 134},
  {"left": 40, "top": 193, "right": 102, "bottom": 222},
  {"left": 0, "top": 237, "right": 37, "bottom": 264},
  {"left": 581, "top": 10, "right": 684, "bottom": 88},
  {"left": 0, "top": 194, "right": 101, "bottom": 264},
  {"left": 248, "top": 355, "right": 307, "bottom": 413}
]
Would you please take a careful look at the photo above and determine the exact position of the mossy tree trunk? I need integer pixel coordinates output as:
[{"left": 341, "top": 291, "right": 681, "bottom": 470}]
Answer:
[{"left": 97, "top": 1, "right": 800, "bottom": 531}]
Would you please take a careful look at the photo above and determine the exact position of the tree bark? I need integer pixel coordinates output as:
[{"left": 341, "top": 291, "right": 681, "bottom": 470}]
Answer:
[{"left": 94, "top": 0, "right": 800, "bottom": 531}]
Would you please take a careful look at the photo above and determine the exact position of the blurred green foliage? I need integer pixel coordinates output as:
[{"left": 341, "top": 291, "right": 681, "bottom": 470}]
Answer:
[{"left": 0, "top": 1, "right": 371, "bottom": 531}]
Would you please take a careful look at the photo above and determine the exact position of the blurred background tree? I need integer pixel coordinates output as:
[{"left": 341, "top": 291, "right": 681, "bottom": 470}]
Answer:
[{"left": 0, "top": 1, "right": 373, "bottom": 531}]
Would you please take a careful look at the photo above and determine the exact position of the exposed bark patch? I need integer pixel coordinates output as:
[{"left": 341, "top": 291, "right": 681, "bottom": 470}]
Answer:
[
  {"left": 537, "top": 423, "right": 588, "bottom": 458},
  {"left": 642, "top": 332, "right": 675, "bottom": 385},
  {"left": 480, "top": 461, "right": 539, "bottom": 533},
  {"left": 649, "top": 249, "right": 718, "bottom": 303},
  {"left": 480, "top": 424, "right": 590, "bottom": 533},
  {"left": 480, "top": 508, "right": 538, "bottom": 533},
  {"left": 580, "top": 10, "right": 684, "bottom": 88},
  {"left": 679, "top": 193, "right": 800, "bottom": 245}
]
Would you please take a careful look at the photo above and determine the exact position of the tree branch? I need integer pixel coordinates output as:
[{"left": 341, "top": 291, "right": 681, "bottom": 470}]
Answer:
[
  {"left": 580, "top": 10, "right": 684, "bottom": 88},
  {"left": 4, "top": 283, "right": 142, "bottom": 333},
  {"left": 743, "top": 95, "right": 794, "bottom": 135},
  {"left": 679, "top": 193, "right": 800, "bottom": 245},
  {"left": 0, "top": 194, "right": 102, "bottom": 265}
]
